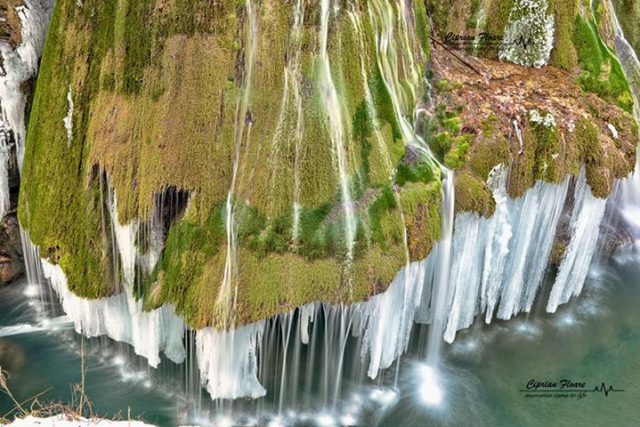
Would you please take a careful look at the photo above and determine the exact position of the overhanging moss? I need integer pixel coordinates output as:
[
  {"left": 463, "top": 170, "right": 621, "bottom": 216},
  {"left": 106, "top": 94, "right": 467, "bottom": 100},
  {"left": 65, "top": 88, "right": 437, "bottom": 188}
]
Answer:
[
  {"left": 20, "top": 0, "right": 439, "bottom": 328},
  {"left": 573, "top": 14, "right": 634, "bottom": 113}
]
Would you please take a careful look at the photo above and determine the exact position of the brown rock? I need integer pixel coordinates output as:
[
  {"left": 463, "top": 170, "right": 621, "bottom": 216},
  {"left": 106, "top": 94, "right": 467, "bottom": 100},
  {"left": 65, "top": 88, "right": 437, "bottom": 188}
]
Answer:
[{"left": 0, "top": 213, "right": 23, "bottom": 286}]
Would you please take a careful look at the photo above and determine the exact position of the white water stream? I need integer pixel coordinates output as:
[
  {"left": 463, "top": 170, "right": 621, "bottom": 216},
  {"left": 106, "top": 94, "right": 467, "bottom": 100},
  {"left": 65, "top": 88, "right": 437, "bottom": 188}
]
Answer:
[{"left": 3, "top": 1, "right": 638, "bottom": 421}]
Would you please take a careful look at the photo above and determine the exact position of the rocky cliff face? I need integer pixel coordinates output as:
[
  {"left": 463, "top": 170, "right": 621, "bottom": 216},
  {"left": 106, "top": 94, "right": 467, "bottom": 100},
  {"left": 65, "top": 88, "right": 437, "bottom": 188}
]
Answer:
[
  {"left": 0, "top": 0, "right": 25, "bottom": 286},
  {"left": 0, "top": 213, "right": 23, "bottom": 285},
  {"left": 15, "top": 0, "right": 639, "bottom": 328}
]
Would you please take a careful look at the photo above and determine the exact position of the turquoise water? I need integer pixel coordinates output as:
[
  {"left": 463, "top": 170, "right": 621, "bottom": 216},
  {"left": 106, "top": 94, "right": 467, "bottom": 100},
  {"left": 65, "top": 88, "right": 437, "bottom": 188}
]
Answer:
[{"left": 1, "top": 245, "right": 638, "bottom": 426}]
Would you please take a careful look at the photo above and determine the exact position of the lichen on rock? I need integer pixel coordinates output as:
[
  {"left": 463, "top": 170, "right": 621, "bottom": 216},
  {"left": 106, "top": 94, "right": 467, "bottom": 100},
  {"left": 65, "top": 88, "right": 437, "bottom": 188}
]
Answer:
[{"left": 499, "top": 0, "right": 555, "bottom": 68}]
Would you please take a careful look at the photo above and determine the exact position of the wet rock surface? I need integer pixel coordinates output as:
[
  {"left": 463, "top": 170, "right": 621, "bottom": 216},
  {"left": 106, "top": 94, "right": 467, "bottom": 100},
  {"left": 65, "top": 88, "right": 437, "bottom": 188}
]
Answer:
[{"left": 0, "top": 213, "right": 23, "bottom": 286}]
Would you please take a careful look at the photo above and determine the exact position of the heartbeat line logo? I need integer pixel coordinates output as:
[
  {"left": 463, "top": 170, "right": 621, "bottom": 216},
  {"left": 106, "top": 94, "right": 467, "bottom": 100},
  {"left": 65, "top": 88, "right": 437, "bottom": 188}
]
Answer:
[
  {"left": 509, "top": 35, "right": 536, "bottom": 50},
  {"left": 520, "top": 380, "right": 625, "bottom": 399},
  {"left": 592, "top": 382, "right": 624, "bottom": 397}
]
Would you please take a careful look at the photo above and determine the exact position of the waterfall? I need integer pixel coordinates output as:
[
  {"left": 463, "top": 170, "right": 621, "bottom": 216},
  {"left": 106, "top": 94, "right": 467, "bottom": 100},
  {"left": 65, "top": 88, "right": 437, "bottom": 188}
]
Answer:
[
  {"left": 0, "top": 116, "right": 11, "bottom": 218},
  {"left": 368, "top": 0, "right": 430, "bottom": 161},
  {"left": 0, "top": 0, "right": 54, "bottom": 168},
  {"left": 606, "top": 0, "right": 640, "bottom": 240},
  {"left": 20, "top": 193, "right": 187, "bottom": 368},
  {"left": 290, "top": 0, "right": 304, "bottom": 246},
  {"left": 0, "top": 0, "right": 54, "bottom": 219},
  {"left": 219, "top": 0, "right": 258, "bottom": 318},
  {"left": 318, "top": 0, "right": 357, "bottom": 260},
  {"left": 10, "top": 0, "right": 637, "bottom": 416},
  {"left": 268, "top": 0, "right": 305, "bottom": 245},
  {"left": 443, "top": 169, "right": 568, "bottom": 342},
  {"left": 426, "top": 171, "right": 453, "bottom": 365},
  {"left": 547, "top": 177, "right": 607, "bottom": 312}
]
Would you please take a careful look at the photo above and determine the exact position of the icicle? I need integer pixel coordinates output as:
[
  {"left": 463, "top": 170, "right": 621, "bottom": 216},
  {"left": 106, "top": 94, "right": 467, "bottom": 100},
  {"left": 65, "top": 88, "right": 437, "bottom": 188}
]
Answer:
[
  {"left": 442, "top": 173, "right": 569, "bottom": 341},
  {"left": 359, "top": 261, "right": 426, "bottom": 378},
  {"left": 195, "top": 322, "right": 267, "bottom": 400},
  {"left": 547, "top": 172, "right": 607, "bottom": 312},
  {"left": 0, "top": 0, "right": 54, "bottom": 219},
  {"left": 40, "top": 258, "right": 186, "bottom": 367},
  {"left": 0, "top": 0, "right": 55, "bottom": 169},
  {"left": 299, "top": 304, "right": 315, "bottom": 345},
  {"left": 0, "top": 116, "right": 11, "bottom": 218}
]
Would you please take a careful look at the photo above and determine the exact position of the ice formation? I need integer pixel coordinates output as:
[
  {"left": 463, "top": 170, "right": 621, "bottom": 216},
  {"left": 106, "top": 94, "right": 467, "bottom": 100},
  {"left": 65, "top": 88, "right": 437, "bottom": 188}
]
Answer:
[
  {"left": 196, "top": 322, "right": 267, "bottom": 399},
  {"left": 33, "top": 193, "right": 187, "bottom": 368},
  {"left": 0, "top": 116, "right": 11, "bottom": 218},
  {"left": 0, "top": 0, "right": 55, "bottom": 167},
  {"left": 0, "top": 0, "right": 55, "bottom": 218}
]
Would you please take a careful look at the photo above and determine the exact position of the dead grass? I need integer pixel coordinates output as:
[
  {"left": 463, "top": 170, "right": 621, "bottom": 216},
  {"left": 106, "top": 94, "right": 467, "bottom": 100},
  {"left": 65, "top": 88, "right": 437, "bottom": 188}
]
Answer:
[{"left": 0, "top": 338, "right": 141, "bottom": 425}]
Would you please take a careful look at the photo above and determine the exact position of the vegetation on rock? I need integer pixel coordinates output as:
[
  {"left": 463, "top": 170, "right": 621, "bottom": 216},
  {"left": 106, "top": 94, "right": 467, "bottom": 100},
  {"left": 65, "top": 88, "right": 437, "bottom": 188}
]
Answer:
[{"left": 17, "top": 0, "right": 638, "bottom": 328}]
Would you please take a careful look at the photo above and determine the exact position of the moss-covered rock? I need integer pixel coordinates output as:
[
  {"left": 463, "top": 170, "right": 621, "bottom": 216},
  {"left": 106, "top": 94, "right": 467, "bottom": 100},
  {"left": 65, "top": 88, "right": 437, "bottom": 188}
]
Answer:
[
  {"left": 431, "top": 42, "right": 637, "bottom": 205},
  {"left": 454, "top": 172, "right": 495, "bottom": 217},
  {"left": 20, "top": 0, "right": 439, "bottom": 328},
  {"left": 17, "top": 0, "right": 639, "bottom": 330}
]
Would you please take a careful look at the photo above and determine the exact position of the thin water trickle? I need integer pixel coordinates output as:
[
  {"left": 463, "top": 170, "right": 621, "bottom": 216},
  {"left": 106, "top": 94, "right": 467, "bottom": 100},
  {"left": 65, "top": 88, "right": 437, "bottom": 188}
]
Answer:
[
  {"left": 219, "top": 0, "right": 258, "bottom": 318},
  {"left": 426, "top": 170, "right": 454, "bottom": 369},
  {"left": 318, "top": 0, "right": 357, "bottom": 261}
]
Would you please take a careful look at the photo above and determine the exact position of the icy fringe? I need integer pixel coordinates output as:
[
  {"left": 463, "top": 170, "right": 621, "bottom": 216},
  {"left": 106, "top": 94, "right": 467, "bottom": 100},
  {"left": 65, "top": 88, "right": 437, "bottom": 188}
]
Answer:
[
  {"left": 0, "top": 118, "right": 11, "bottom": 218},
  {"left": 443, "top": 166, "right": 606, "bottom": 341},
  {"left": 499, "top": 0, "right": 554, "bottom": 68},
  {"left": 38, "top": 193, "right": 186, "bottom": 368},
  {"left": 0, "top": 0, "right": 55, "bottom": 218},
  {"left": 0, "top": 0, "right": 54, "bottom": 165},
  {"left": 31, "top": 167, "right": 606, "bottom": 400},
  {"left": 198, "top": 168, "right": 606, "bottom": 398}
]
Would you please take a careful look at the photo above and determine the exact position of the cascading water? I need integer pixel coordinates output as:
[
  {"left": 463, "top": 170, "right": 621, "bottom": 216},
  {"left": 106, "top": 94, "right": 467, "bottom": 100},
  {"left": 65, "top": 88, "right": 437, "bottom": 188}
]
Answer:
[
  {"left": 426, "top": 171, "right": 453, "bottom": 366},
  {"left": 0, "top": 116, "right": 11, "bottom": 218},
  {"left": 6, "top": 1, "right": 640, "bottom": 425},
  {"left": 0, "top": 0, "right": 54, "bottom": 218},
  {"left": 318, "top": 0, "right": 357, "bottom": 261},
  {"left": 219, "top": 0, "right": 258, "bottom": 320},
  {"left": 0, "top": 0, "right": 54, "bottom": 161},
  {"left": 606, "top": 0, "right": 640, "bottom": 240}
]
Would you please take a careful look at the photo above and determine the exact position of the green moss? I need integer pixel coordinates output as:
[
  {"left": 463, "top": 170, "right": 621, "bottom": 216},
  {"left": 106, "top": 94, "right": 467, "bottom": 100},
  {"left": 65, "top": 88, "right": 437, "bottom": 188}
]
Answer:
[
  {"left": 19, "top": 0, "right": 123, "bottom": 299},
  {"left": 370, "top": 65, "right": 403, "bottom": 141},
  {"left": 396, "top": 161, "right": 436, "bottom": 186},
  {"left": 573, "top": 15, "right": 634, "bottom": 113},
  {"left": 484, "top": 0, "right": 516, "bottom": 58},
  {"left": 468, "top": 125, "right": 511, "bottom": 180},
  {"left": 21, "top": 0, "right": 443, "bottom": 328},
  {"left": 400, "top": 181, "right": 442, "bottom": 260},
  {"left": 573, "top": 118, "right": 612, "bottom": 197},
  {"left": 548, "top": 0, "right": 579, "bottom": 69},
  {"left": 122, "top": 0, "right": 154, "bottom": 94},
  {"left": 443, "top": 136, "right": 471, "bottom": 169},
  {"left": 454, "top": 172, "right": 496, "bottom": 217},
  {"left": 368, "top": 186, "right": 400, "bottom": 249},
  {"left": 529, "top": 119, "right": 561, "bottom": 183},
  {"left": 414, "top": 0, "right": 431, "bottom": 55}
]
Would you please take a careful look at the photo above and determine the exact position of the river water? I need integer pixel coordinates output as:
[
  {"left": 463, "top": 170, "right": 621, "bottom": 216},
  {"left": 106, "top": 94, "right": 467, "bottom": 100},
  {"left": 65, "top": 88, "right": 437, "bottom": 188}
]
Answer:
[{"left": 0, "top": 242, "right": 638, "bottom": 426}]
